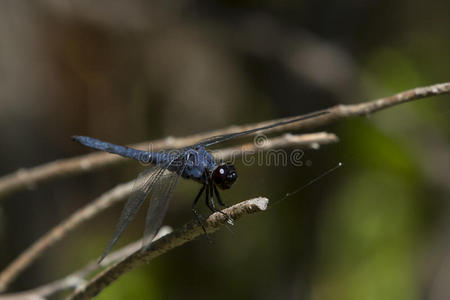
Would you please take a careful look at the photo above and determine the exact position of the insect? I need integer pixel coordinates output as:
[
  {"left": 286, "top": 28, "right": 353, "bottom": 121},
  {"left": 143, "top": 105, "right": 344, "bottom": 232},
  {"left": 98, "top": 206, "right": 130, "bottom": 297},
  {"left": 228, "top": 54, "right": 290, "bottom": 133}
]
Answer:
[{"left": 73, "top": 110, "right": 328, "bottom": 261}]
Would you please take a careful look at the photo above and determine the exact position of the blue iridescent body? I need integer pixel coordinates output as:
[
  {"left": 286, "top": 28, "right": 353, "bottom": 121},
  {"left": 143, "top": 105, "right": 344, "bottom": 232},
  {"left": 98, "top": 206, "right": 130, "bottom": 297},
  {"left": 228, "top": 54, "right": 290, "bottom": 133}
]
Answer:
[{"left": 72, "top": 136, "right": 217, "bottom": 183}]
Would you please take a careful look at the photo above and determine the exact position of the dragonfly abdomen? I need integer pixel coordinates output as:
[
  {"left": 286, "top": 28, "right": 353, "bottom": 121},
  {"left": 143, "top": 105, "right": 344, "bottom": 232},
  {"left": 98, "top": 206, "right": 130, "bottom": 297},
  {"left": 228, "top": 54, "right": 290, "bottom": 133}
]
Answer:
[{"left": 72, "top": 136, "right": 155, "bottom": 163}]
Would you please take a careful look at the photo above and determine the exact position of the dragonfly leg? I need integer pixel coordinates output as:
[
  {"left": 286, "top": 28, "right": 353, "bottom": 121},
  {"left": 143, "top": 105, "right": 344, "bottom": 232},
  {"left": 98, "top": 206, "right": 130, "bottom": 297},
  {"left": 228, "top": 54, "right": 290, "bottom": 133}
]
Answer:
[
  {"left": 191, "top": 184, "right": 210, "bottom": 241},
  {"left": 213, "top": 185, "right": 228, "bottom": 208},
  {"left": 207, "top": 184, "right": 234, "bottom": 225}
]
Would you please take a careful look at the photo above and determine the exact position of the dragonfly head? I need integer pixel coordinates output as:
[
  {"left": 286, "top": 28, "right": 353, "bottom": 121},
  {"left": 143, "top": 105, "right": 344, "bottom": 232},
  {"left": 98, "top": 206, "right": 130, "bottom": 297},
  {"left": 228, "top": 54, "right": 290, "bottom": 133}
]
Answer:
[{"left": 212, "top": 163, "right": 238, "bottom": 189}]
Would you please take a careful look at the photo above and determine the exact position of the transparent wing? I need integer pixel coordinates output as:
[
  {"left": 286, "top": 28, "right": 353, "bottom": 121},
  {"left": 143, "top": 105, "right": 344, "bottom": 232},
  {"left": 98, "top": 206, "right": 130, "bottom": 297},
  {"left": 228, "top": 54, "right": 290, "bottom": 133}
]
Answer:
[
  {"left": 141, "top": 158, "right": 186, "bottom": 250},
  {"left": 197, "top": 109, "right": 329, "bottom": 147},
  {"left": 98, "top": 163, "right": 170, "bottom": 262}
]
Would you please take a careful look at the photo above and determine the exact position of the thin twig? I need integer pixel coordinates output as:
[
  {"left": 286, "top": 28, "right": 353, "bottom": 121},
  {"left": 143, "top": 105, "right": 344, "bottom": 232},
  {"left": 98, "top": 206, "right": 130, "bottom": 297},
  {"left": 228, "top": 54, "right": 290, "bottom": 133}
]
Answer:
[
  {"left": 0, "top": 243, "right": 139, "bottom": 300},
  {"left": 0, "top": 82, "right": 447, "bottom": 200},
  {"left": 0, "top": 227, "right": 173, "bottom": 300},
  {"left": 0, "top": 182, "right": 134, "bottom": 293},
  {"left": 67, "top": 197, "right": 269, "bottom": 300},
  {"left": 213, "top": 132, "right": 337, "bottom": 161},
  {"left": 0, "top": 132, "right": 336, "bottom": 292}
]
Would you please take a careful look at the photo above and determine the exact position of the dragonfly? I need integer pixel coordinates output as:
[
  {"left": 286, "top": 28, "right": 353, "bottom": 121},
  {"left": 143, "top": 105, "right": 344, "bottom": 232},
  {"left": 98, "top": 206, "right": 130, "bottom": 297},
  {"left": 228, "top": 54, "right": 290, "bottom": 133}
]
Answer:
[{"left": 72, "top": 110, "right": 329, "bottom": 262}]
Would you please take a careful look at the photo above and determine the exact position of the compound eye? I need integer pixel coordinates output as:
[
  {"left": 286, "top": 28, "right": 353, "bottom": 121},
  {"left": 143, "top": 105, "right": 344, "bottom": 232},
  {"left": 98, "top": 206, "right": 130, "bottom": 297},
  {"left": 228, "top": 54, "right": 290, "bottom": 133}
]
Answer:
[
  {"left": 227, "top": 171, "right": 237, "bottom": 182},
  {"left": 212, "top": 163, "right": 238, "bottom": 189}
]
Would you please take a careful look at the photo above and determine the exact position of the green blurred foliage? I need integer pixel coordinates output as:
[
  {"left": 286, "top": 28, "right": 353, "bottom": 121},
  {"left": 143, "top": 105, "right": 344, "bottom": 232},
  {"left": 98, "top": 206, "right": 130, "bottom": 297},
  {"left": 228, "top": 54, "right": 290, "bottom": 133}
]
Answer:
[{"left": 96, "top": 269, "right": 161, "bottom": 300}]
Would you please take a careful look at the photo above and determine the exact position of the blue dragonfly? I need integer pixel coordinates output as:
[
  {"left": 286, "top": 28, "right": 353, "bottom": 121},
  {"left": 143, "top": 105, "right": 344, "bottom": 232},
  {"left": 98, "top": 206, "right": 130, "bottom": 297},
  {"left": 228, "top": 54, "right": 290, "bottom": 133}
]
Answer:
[{"left": 72, "top": 110, "right": 328, "bottom": 262}]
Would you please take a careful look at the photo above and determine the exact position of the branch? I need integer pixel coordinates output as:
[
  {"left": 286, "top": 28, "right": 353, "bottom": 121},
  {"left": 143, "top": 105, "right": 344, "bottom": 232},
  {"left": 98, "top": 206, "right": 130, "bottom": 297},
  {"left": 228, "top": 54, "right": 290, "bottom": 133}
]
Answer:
[
  {"left": 0, "top": 182, "right": 134, "bottom": 293},
  {"left": 0, "top": 82, "right": 447, "bottom": 200},
  {"left": 68, "top": 197, "right": 269, "bottom": 300},
  {"left": 0, "top": 227, "right": 173, "bottom": 300},
  {"left": 1, "top": 198, "right": 267, "bottom": 300},
  {"left": 0, "top": 132, "right": 335, "bottom": 292}
]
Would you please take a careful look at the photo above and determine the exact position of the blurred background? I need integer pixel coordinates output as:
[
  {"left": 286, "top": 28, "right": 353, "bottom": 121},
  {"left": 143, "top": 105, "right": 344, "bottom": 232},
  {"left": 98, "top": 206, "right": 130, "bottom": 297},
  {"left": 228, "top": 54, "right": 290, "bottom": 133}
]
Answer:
[{"left": 0, "top": 1, "right": 449, "bottom": 299}]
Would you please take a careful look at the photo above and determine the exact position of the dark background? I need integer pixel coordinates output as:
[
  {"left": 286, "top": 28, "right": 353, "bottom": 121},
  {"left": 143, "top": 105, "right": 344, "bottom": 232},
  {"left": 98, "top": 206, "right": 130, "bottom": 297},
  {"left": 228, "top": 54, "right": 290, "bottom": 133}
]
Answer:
[{"left": 0, "top": 1, "right": 449, "bottom": 299}]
